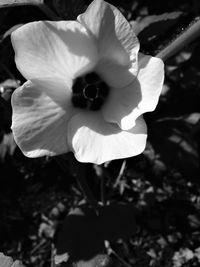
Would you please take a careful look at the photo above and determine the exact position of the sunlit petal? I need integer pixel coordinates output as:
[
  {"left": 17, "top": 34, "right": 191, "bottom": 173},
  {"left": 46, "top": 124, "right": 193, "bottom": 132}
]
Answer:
[
  {"left": 11, "top": 21, "right": 98, "bottom": 83},
  {"left": 102, "top": 54, "right": 164, "bottom": 130},
  {"left": 68, "top": 112, "right": 147, "bottom": 164},
  {"left": 10, "top": 0, "right": 164, "bottom": 164},
  {"left": 11, "top": 81, "right": 75, "bottom": 157},
  {"left": 78, "top": 0, "right": 139, "bottom": 87}
]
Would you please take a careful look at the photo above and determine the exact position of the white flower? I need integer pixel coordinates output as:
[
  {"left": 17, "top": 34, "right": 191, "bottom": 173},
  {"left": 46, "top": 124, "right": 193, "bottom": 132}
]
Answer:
[{"left": 11, "top": 0, "right": 164, "bottom": 164}]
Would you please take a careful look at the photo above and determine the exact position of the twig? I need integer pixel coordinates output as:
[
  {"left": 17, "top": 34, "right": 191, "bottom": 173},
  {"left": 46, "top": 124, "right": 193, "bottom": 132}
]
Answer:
[
  {"left": 104, "top": 240, "right": 132, "bottom": 267},
  {"left": 0, "top": 0, "right": 43, "bottom": 7},
  {"left": 156, "top": 17, "right": 200, "bottom": 61},
  {"left": 114, "top": 160, "right": 126, "bottom": 188},
  {"left": 30, "top": 239, "right": 47, "bottom": 255}
]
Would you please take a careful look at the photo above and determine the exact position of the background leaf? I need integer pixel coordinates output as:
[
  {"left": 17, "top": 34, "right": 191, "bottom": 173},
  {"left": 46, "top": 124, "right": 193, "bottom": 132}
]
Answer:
[
  {"left": 149, "top": 114, "right": 200, "bottom": 177},
  {"left": 0, "top": 253, "right": 25, "bottom": 267},
  {"left": 131, "top": 12, "right": 183, "bottom": 45}
]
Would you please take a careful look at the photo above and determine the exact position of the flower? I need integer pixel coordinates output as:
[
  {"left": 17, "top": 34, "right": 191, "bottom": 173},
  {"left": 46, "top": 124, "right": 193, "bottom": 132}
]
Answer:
[{"left": 11, "top": 0, "right": 164, "bottom": 164}]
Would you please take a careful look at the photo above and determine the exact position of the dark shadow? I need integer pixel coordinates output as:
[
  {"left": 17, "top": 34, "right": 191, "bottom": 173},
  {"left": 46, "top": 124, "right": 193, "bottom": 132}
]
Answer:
[
  {"left": 149, "top": 118, "right": 200, "bottom": 178},
  {"left": 55, "top": 203, "right": 137, "bottom": 261}
]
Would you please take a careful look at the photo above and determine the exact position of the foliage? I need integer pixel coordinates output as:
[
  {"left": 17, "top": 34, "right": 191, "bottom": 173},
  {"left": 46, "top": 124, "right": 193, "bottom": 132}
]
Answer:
[{"left": 0, "top": 0, "right": 200, "bottom": 266}]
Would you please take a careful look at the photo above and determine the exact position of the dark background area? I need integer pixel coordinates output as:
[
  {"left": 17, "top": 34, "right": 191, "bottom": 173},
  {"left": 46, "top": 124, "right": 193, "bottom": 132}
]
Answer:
[{"left": 0, "top": 0, "right": 200, "bottom": 266}]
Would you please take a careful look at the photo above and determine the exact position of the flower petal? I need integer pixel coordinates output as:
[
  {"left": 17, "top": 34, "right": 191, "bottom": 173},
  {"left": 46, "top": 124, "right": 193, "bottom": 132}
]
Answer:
[
  {"left": 96, "top": 59, "right": 136, "bottom": 89},
  {"left": 11, "top": 20, "right": 97, "bottom": 83},
  {"left": 67, "top": 112, "right": 147, "bottom": 164},
  {"left": 11, "top": 80, "right": 74, "bottom": 157},
  {"left": 78, "top": 0, "right": 139, "bottom": 87},
  {"left": 102, "top": 54, "right": 164, "bottom": 130}
]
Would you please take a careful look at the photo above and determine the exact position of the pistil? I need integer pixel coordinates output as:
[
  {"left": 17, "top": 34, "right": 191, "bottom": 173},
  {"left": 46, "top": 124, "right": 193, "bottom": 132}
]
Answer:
[
  {"left": 83, "top": 84, "right": 99, "bottom": 101},
  {"left": 72, "top": 72, "right": 109, "bottom": 111}
]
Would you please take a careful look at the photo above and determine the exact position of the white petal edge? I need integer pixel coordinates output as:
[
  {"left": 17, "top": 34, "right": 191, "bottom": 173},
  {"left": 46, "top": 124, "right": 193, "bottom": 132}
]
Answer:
[
  {"left": 11, "top": 20, "right": 98, "bottom": 83},
  {"left": 67, "top": 112, "right": 147, "bottom": 164},
  {"left": 11, "top": 80, "right": 75, "bottom": 157},
  {"left": 102, "top": 54, "right": 164, "bottom": 130}
]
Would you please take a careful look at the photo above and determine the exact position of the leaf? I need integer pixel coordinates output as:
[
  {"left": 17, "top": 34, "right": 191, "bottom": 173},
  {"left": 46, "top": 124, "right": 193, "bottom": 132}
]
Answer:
[
  {"left": 173, "top": 248, "right": 194, "bottom": 267},
  {"left": 54, "top": 253, "right": 69, "bottom": 265},
  {"left": 0, "top": 0, "right": 43, "bottom": 8},
  {"left": 188, "top": 214, "right": 200, "bottom": 229},
  {"left": 0, "top": 253, "right": 25, "bottom": 267},
  {"left": 76, "top": 255, "right": 112, "bottom": 267},
  {"left": 55, "top": 204, "right": 137, "bottom": 263},
  {"left": 131, "top": 12, "right": 183, "bottom": 44},
  {"left": 2, "top": 24, "right": 23, "bottom": 40},
  {"left": 55, "top": 254, "right": 112, "bottom": 267},
  {"left": 149, "top": 114, "right": 200, "bottom": 177},
  {"left": 0, "top": 79, "right": 20, "bottom": 89},
  {"left": 0, "top": 253, "right": 13, "bottom": 267},
  {"left": 0, "top": 79, "right": 20, "bottom": 102},
  {"left": 11, "top": 261, "right": 24, "bottom": 267},
  {"left": 0, "top": 132, "right": 16, "bottom": 161}
]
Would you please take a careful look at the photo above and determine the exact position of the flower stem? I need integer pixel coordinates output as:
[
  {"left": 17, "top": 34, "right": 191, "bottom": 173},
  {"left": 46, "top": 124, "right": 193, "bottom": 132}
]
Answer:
[
  {"left": 0, "top": 0, "right": 59, "bottom": 20},
  {"left": 56, "top": 155, "right": 99, "bottom": 213},
  {"left": 156, "top": 17, "right": 200, "bottom": 61},
  {"left": 74, "top": 163, "right": 100, "bottom": 212}
]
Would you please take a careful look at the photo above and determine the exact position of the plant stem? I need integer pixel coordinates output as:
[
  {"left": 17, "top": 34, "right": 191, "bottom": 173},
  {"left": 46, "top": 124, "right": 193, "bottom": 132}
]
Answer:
[
  {"left": 0, "top": 0, "right": 43, "bottom": 7},
  {"left": 0, "top": 0, "right": 59, "bottom": 20},
  {"left": 75, "top": 163, "right": 100, "bottom": 212},
  {"left": 100, "top": 171, "right": 106, "bottom": 205},
  {"left": 156, "top": 17, "right": 200, "bottom": 61},
  {"left": 56, "top": 155, "right": 99, "bottom": 213},
  {"left": 114, "top": 160, "right": 126, "bottom": 188}
]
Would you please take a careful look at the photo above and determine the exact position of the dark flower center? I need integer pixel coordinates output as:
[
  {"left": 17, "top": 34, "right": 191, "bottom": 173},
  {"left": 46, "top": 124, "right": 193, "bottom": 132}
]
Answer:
[
  {"left": 83, "top": 84, "right": 99, "bottom": 100},
  {"left": 72, "top": 72, "right": 109, "bottom": 111}
]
